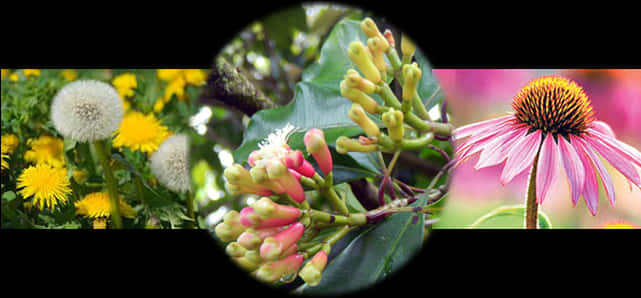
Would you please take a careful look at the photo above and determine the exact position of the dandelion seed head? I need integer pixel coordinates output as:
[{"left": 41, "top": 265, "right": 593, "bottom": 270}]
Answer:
[
  {"left": 150, "top": 134, "right": 192, "bottom": 193},
  {"left": 51, "top": 80, "right": 124, "bottom": 142}
]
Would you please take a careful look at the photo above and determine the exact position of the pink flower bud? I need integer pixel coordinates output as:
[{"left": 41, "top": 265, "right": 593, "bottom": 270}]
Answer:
[
  {"left": 383, "top": 29, "right": 395, "bottom": 47},
  {"left": 255, "top": 253, "right": 304, "bottom": 284},
  {"left": 265, "top": 159, "right": 306, "bottom": 203},
  {"left": 248, "top": 150, "right": 261, "bottom": 167},
  {"left": 279, "top": 243, "right": 298, "bottom": 259},
  {"left": 250, "top": 164, "right": 286, "bottom": 193},
  {"left": 289, "top": 169, "right": 302, "bottom": 180},
  {"left": 260, "top": 222, "right": 304, "bottom": 261},
  {"left": 239, "top": 207, "right": 298, "bottom": 229},
  {"left": 253, "top": 197, "right": 301, "bottom": 221},
  {"left": 295, "top": 159, "right": 316, "bottom": 178},
  {"left": 282, "top": 150, "right": 304, "bottom": 169},
  {"left": 304, "top": 129, "right": 333, "bottom": 175},
  {"left": 237, "top": 227, "right": 283, "bottom": 250},
  {"left": 298, "top": 250, "right": 328, "bottom": 286}
]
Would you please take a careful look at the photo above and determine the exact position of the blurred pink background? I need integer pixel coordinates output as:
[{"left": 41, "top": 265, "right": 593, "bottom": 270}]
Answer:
[{"left": 433, "top": 69, "right": 641, "bottom": 228}]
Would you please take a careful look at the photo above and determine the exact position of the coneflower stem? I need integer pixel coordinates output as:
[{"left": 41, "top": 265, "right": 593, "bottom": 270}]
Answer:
[
  {"left": 93, "top": 140, "right": 123, "bottom": 229},
  {"left": 525, "top": 153, "right": 540, "bottom": 229},
  {"left": 185, "top": 191, "right": 195, "bottom": 229}
]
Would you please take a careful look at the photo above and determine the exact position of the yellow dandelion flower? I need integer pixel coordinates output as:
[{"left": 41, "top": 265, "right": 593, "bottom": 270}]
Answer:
[
  {"left": 157, "top": 69, "right": 184, "bottom": 82},
  {"left": 1, "top": 69, "right": 9, "bottom": 79},
  {"left": 164, "top": 76, "right": 187, "bottom": 101},
  {"left": 183, "top": 69, "right": 207, "bottom": 86},
  {"left": 75, "top": 192, "right": 136, "bottom": 219},
  {"left": 113, "top": 111, "right": 170, "bottom": 154},
  {"left": 24, "top": 135, "right": 65, "bottom": 167},
  {"left": 112, "top": 73, "right": 137, "bottom": 98},
  {"left": 23, "top": 69, "right": 41, "bottom": 78},
  {"left": 1, "top": 134, "right": 19, "bottom": 155},
  {"left": 61, "top": 69, "right": 78, "bottom": 81},
  {"left": 9, "top": 73, "right": 19, "bottom": 81},
  {"left": 1, "top": 153, "right": 9, "bottom": 172},
  {"left": 153, "top": 97, "right": 165, "bottom": 113},
  {"left": 17, "top": 164, "right": 71, "bottom": 210}
]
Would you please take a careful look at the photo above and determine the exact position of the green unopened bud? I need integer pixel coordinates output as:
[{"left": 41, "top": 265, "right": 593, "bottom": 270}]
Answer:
[
  {"left": 401, "top": 33, "right": 416, "bottom": 58},
  {"left": 215, "top": 222, "right": 243, "bottom": 242},
  {"left": 367, "top": 37, "right": 389, "bottom": 72},
  {"left": 250, "top": 164, "right": 285, "bottom": 193},
  {"left": 382, "top": 109, "right": 405, "bottom": 142},
  {"left": 233, "top": 255, "right": 261, "bottom": 272},
  {"left": 348, "top": 104, "right": 380, "bottom": 137},
  {"left": 298, "top": 249, "right": 328, "bottom": 286},
  {"left": 345, "top": 69, "right": 377, "bottom": 94},
  {"left": 253, "top": 197, "right": 301, "bottom": 221},
  {"left": 224, "top": 164, "right": 253, "bottom": 186},
  {"left": 347, "top": 41, "right": 381, "bottom": 84},
  {"left": 402, "top": 63, "right": 422, "bottom": 102},
  {"left": 226, "top": 242, "right": 247, "bottom": 258},
  {"left": 336, "top": 136, "right": 378, "bottom": 154},
  {"left": 361, "top": 18, "right": 390, "bottom": 52},
  {"left": 340, "top": 80, "right": 379, "bottom": 114}
]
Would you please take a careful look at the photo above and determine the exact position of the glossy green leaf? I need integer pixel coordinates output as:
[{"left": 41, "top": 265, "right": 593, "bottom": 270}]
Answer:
[{"left": 303, "top": 192, "right": 428, "bottom": 295}]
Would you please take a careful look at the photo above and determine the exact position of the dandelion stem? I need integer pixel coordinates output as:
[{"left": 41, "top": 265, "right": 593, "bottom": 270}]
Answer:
[
  {"left": 525, "top": 153, "right": 539, "bottom": 229},
  {"left": 93, "top": 140, "right": 123, "bottom": 229},
  {"left": 185, "top": 191, "right": 195, "bottom": 229}
]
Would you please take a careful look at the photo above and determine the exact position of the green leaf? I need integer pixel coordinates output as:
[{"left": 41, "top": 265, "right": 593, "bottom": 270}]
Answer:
[
  {"left": 303, "top": 192, "right": 428, "bottom": 295},
  {"left": 2, "top": 191, "right": 17, "bottom": 202},
  {"left": 414, "top": 49, "right": 443, "bottom": 110},
  {"left": 234, "top": 19, "right": 385, "bottom": 184}
]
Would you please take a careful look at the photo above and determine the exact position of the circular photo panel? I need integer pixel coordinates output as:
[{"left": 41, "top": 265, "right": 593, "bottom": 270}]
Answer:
[{"left": 192, "top": 3, "right": 453, "bottom": 295}]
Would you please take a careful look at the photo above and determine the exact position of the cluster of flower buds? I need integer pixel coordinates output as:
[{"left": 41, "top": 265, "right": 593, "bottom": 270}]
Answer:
[
  {"left": 214, "top": 197, "right": 330, "bottom": 285},
  {"left": 223, "top": 125, "right": 334, "bottom": 203},
  {"left": 337, "top": 17, "right": 446, "bottom": 155}
]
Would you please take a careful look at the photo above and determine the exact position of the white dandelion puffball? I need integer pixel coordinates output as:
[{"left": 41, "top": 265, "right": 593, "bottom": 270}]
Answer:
[
  {"left": 150, "top": 134, "right": 192, "bottom": 193},
  {"left": 51, "top": 80, "right": 124, "bottom": 142}
]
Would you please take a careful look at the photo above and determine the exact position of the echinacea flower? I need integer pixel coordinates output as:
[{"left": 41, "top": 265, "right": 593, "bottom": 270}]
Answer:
[
  {"left": 24, "top": 135, "right": 65, "bottom": 167},
  {"left": 51, "top": 80, "right": 124, "bottom": 142},
  {"left": 75, "top": 192, "right": 136, "bottom": 220},
  {"left": 454, "top": 75, "right": 641, "bottom": 215},
  {"left": 150, "top": 134, "right": 191, "bottom": 193},
  {"left": 17, "top": 164, "right": 72, "bottom": 210},
  {"left": 112, "top": 111, "right": 170, "bottom": 154}
]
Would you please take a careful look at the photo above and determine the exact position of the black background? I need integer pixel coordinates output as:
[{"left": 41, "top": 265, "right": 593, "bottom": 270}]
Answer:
[{"left": 2, "top": 1, "right": 639, "bottom": 296}]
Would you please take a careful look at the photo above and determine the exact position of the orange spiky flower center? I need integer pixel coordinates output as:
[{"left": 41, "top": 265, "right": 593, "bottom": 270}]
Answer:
[{"left": 512, "top": 75, "right": 594, "bottom": 137}]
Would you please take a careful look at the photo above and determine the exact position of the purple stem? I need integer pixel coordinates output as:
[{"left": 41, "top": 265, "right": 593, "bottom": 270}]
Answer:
[
  {"left": 386, "top": 178, "right": 397, "bottom": 200},
  {"left": 428, "top": 145, "right": 450, "bottom": 162}
]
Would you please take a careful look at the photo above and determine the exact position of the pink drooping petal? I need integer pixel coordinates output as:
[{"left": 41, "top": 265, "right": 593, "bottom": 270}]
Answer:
[
  {"left": 288, "top": 169, "right": 302, "bottom": 180},
  {"left": 590, "top": 121, "right": 616, "bottom": 138},
  {"left": 557, "top": 136, "right": 585, "bottom": 206},
  {"left": 452, "top": 115, "right": 514, "bottom": 141},
  {"left": 474, "top": 126, "right": 528, "bottom": 170},
  {"left": 500, "top": 130, "right": 542, "bottom": 185},
  {"left": 453, "top": 121, "right": 515, "bottom": 168},
  {"left": 588, "top": 129, "right": 641, "bottom": 168},
  {"left": 536, "top": 134, "right": 560, "bottom": 204},
  {"left": 575, "top": 137, "right": 616, "bottom": 206},
  {"left": 583, "top": 134, "right": 641, "bottom": 190},
  {"left": 572, "top": 135, "right": 599, "bottom": 215}
]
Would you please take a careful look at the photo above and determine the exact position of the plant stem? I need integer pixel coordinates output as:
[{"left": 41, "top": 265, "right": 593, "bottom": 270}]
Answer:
[
  {"left": 321, "top": 186, "right": 350, "bottom": 216},
  {"left": 185, "top": 191, "right": 195, "bottom": 229},
  {"left": 386, "top": 48, "right": 403, "bottom": 76},
  {"left": 401, "top": 133, "right": 434, "bottom": 151},
  {"left": 411, "top": 92, "right": 431, "bottom": 121},
  {"left": 525, "top": 154, "right": 539, "bottom": 229},
  {"left": 93, "top": 140, "right": 123, "bottom": 229}
]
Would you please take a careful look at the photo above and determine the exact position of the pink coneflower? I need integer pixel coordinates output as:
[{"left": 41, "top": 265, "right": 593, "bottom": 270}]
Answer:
[{"left": 453, "top": 75, "right": 641, "bottom": 222}]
